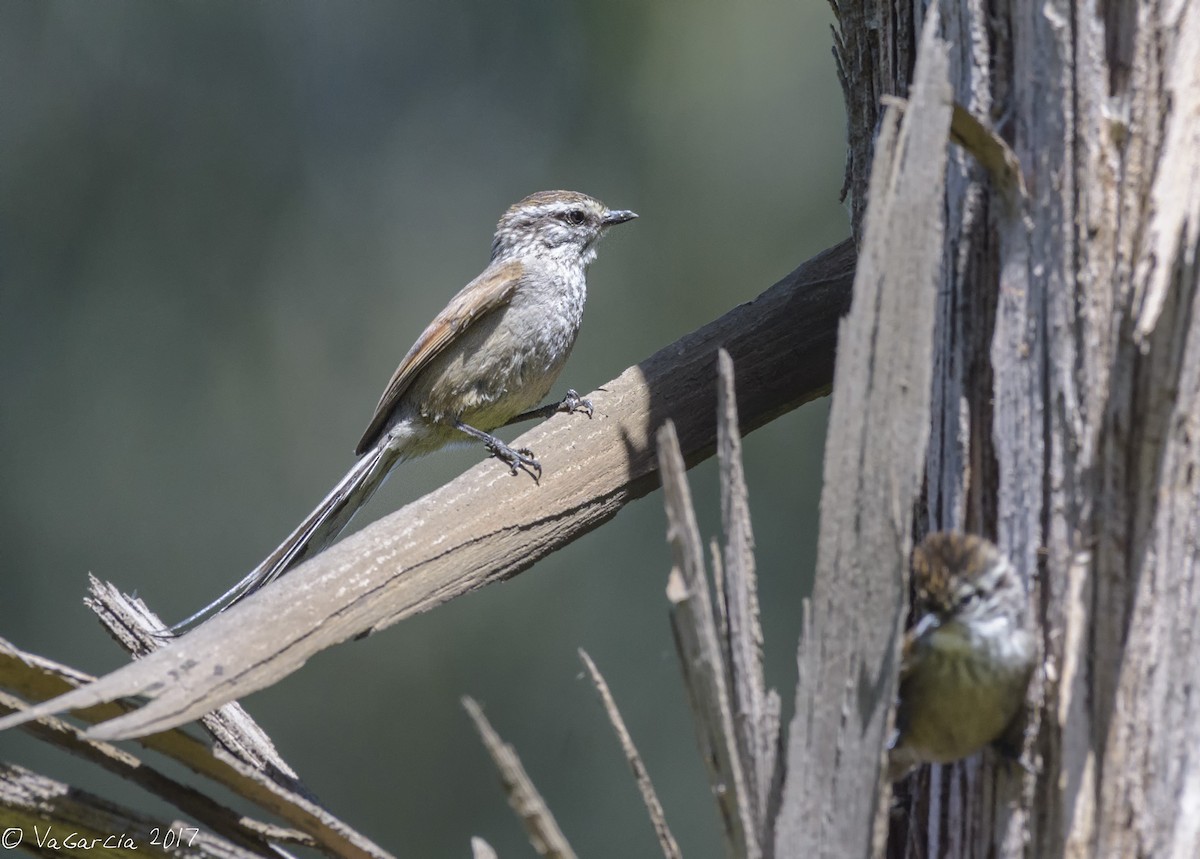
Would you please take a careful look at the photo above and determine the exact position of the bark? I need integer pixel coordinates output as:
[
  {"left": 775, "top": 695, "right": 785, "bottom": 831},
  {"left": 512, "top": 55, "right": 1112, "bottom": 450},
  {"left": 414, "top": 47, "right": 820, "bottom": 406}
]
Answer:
[{"left": 827, "top": 0, "right": 1200, "bottom": 854}]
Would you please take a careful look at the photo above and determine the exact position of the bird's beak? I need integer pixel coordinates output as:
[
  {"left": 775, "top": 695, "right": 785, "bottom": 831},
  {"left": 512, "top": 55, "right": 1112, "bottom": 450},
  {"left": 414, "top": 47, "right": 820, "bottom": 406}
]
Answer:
[
  {"left": 602, "top": 209, "right": 638, "bottom": 226},
  {"left": 911, "top": 613, "right": 942, "bottom": 639}
]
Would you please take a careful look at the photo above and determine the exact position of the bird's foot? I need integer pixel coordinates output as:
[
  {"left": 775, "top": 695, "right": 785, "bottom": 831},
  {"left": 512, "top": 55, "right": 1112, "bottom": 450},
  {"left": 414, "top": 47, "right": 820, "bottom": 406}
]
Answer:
[
  {"left": 557, "top": 388, "right": 593, "bottom": 418},
  {"left": 502, "top": 388, "right": 596, "bottom": 428},
  {"left": 486, "top": 438, "right": 543, "bottom": 483},
  {"left": 455, "top": 419, "right": 543, "bottom": 482}
]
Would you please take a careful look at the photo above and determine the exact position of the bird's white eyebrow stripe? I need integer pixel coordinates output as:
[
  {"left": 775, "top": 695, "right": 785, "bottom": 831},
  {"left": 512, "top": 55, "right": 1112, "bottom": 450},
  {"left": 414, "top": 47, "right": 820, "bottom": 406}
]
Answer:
[{"left": 530, "top": 203, "right": 579, "bottom": 217}]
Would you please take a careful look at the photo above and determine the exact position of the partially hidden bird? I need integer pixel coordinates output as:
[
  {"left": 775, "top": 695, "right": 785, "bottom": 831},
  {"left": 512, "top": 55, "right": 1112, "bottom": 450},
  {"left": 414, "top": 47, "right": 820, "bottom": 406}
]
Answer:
[{"left": 888, "top": 532, "right": 1037, "bottom": 780}]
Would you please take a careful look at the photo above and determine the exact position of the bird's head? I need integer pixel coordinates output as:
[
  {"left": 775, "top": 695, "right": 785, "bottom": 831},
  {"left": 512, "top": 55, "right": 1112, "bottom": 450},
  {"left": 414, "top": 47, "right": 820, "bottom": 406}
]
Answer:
[
  {"left": 912, "top": 532, "right": 1026, "bottom": 629},
  {"left": 491, "top": 190, "right": 637, "bottom": 265}
]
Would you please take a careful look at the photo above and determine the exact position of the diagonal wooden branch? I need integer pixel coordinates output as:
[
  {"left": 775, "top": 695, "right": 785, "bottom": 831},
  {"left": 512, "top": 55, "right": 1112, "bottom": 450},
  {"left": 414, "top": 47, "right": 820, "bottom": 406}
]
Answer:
[
  {"left": 0, "top": 690, "right": 296, "bottom": 857},
  {"left": 0, "top": 763, "right": 261, "bottom": 859},
  {"left": 84, "top": 576, "right": 303, "bottom": 782},
  {"left": 0, "top": 239, "right": 853, "bottom": 742},
  {"left": 0, "top": 638, "right": 395, "bottom": 859}
]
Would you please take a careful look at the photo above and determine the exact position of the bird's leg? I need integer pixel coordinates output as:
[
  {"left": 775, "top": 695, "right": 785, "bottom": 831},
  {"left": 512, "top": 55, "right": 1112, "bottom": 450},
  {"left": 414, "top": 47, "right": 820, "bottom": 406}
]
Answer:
[
  {"left": 502, "top": 388, "right": 595, "bottom": 427},
  {"left": 454, "top": 420, "right": 542, "bottom": 482}
]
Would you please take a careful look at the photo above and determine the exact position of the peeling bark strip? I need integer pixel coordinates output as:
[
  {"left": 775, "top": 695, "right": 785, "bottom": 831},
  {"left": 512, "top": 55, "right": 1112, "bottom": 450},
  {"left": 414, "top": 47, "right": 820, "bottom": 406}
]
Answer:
[
  {"left": 660, "top": 419, "right": 760, "bottom": 859},
  {"left": 0, "top": 241, "right": 853, "bottom": 741},
  {"left": 772, "top": 15, "right": 951, "bottom": 858}
]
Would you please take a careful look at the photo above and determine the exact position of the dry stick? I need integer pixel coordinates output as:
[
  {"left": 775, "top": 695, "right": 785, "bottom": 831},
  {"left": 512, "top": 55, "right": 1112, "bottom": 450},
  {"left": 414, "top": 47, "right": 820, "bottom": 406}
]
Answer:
[
  {"left": 577, "top": 649, "right": 683, "bottom": 859},
  {"left": 659, "top": 420, "right": 758, "bottom": 859},
  {"left": 80, "top": 580, "right": 400, "bottom": 859},
  {"left": 0, "top": 239, "right": 853, "bottom": 742},
  {"left": 714, "top": 349, "right": 781, "bottom": 838},
  {"left": 0, "top": 763, "right": 259, "bottom": 859},
  {"left": 710, "top": 537, "right": 728, "bottom": 647},
  {"left": 461, "top": 697, "right": 578, "bottom": 859},
  {"left": 85, "top": 576, "right": 302, "bottom": 782},
  {"left": 0, "top": 690, "right": 299, "bottom": 858},
  {"left": 0, "top": 638, "right": 395, "bottom": 859}
]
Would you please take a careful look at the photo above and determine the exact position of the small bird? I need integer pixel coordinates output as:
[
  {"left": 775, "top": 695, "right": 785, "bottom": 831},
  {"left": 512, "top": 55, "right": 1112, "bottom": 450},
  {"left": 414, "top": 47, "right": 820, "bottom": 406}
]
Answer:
[
  {"left": 170, "top": 190, "right": 637, "bottom": 633},
  {"left": 887, "top": 532, "right": 1036, "bottom": 781}
]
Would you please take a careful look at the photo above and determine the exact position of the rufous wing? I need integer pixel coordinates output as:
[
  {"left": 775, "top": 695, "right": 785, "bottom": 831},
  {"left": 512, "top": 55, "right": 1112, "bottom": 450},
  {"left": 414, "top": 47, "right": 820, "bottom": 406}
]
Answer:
[{"left": 355, "top": 259, "right": 526, "bottom": 454}]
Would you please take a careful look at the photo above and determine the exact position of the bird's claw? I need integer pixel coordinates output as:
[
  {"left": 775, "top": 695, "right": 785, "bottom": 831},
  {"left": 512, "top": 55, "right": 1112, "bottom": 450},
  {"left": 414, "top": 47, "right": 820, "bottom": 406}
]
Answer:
[
  {"left": 560, "top": 388, "right": 593, "bottom": 418},
  {"left": 487, "top": 440, "right": 542, "bottom": 482}
]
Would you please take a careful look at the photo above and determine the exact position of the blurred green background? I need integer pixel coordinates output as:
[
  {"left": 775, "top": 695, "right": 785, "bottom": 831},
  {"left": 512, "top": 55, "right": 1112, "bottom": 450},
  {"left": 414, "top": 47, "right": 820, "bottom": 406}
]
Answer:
[{"left": 0, "top": 2, "right": 846, "bottom": 856}]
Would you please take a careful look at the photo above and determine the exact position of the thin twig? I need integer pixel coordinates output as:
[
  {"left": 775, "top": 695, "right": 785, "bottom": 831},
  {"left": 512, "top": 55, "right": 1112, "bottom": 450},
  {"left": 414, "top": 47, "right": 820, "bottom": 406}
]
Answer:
[
  {"left": 462, "top": 697, "right": 578, "bottom": 859},
  {"left": 577, "top": 649, "right": 682, "bottom": 859}
]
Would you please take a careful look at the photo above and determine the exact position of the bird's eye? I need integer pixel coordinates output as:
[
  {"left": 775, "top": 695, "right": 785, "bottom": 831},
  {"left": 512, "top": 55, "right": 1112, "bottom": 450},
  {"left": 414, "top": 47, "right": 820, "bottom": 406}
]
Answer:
[{"left": 563, "top": 209, "right": 586, "bottom": 226}]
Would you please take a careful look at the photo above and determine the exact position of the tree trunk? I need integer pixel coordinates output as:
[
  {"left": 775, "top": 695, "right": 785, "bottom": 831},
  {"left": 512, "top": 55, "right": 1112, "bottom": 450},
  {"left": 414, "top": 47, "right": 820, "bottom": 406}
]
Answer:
[{"left": 829, "top": 0, "right": 1200, "bottom": 855}]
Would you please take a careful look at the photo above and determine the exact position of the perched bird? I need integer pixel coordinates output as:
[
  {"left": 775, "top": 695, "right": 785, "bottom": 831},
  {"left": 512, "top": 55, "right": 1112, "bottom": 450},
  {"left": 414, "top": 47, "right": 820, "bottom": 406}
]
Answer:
[
  {"left": 887, "top": 532, "right": 1036, "bottom": 781},
  {"left": 170, "top": 190, "right": 637, "bottom": 633}
]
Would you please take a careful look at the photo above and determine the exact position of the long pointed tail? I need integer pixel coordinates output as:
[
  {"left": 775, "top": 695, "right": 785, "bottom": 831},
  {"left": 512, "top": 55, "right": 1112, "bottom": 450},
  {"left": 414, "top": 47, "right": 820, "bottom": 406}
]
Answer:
[{"left": 169, "top": 443, "right": 396, "bottom": 634}]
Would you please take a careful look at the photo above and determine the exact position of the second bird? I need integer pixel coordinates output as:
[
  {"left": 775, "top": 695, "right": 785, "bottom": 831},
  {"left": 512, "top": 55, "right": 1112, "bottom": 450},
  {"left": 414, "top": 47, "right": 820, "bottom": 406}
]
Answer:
[{"left": 172, "top": 189, "right": 637, "bottom": 632}]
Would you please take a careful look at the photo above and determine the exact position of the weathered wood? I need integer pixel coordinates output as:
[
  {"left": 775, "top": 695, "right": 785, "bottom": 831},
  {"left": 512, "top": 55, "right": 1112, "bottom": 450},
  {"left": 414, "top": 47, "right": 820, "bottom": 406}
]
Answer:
[
  {"left": 0, "top": 637, "right": 395, "bottom": 859},
  {"left": 657, "top": 351, "right": 781, "bottom": 856},
  {"left": 660, "top": 419, "right": 757, "bottom": 858},
  {"left": 829, "top": 0, "right": 915, "bottom": 240},
  {"left": 839, "top": 0, "right": 1200, "bottom": 854},
  {"left": 772, "top": 13, "right": 951, "bottom": 857},
  {"left": 83, "top": 577, "right": 301, "bottom": 780},
  {"left": 470, "top": 838, "right": 499, "bottom": 859},
  {"left": 0, "top": 689, "right": 296, "bottom": 858},
  {"left": 715, "top": 349, "right": 781, "bottom": 846},
  {"left": 0, "top": 763, "right": 256, "bottom": 859}
]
